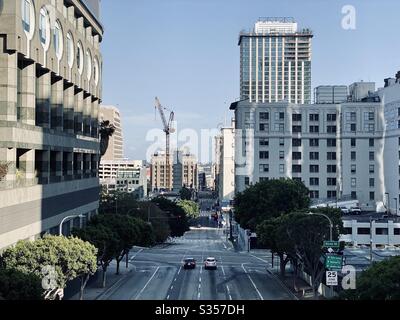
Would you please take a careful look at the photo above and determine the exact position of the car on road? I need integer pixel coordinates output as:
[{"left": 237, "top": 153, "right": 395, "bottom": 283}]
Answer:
[
  {"left": 204, "top": 257, "right": 217, "bottom": 270},
  {"left": 340, "top": 207, "right": 350, "bottom": 215},
  {"left": 350, "top": 207, "right": 362, "bottom": 215},
  {"left": 183, "top": 258, "right": 197, "bottom": 269}
]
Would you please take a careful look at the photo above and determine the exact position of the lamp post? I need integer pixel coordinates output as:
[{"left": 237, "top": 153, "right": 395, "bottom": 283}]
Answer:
[
  {"left": 59, "top": 214, "right": 85, "bottom": 236},
  {"left": 308, "top": 212, "right": 333, "bottom": 241}
]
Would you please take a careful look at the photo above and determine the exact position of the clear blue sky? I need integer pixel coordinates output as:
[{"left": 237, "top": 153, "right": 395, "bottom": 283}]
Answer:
[{"left": 100, "top": 0, "right": 400, "bottom": 161}]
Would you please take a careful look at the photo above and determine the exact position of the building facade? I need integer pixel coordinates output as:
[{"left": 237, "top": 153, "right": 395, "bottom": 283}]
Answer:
[
  {"left": 216, "top": 126, "right": 235, "bottom": 202},
  {"left": 0, "top": 0, "right": 103, "bottom": 249},
  {"left": 314, "top": 85, "right": 348, "bottom": 104},
  {"left": 239, "top": 18, "right": 313, "bottom": 104},
  {"left": 151, "top": 151, "right": 198, "bottom": 192},
  {"left": 99, "top": 160, "right": 147, "bottom": 199},
  {"left": 231, "top": 93, "right": 393, "bottom": 212},
  {"left": 99, "top": 105, "right": 123, "bottom": 160}
]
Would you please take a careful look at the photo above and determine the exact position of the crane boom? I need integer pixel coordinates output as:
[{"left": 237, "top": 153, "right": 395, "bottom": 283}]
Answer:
[{"left": 155, "top": 97, "right": 169, "bottom": 133}]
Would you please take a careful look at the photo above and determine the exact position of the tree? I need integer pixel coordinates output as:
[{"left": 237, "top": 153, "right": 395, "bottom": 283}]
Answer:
[
  {"left": 0, "top": 236, "right": 97, "bottom": 300},
  {"left": 234, "top": 179, "right": 310, "bottom": 230},
  {"left": 0, "top": 268, "right": 43, "bottom": 300},
  {"left": 339, "top": 256, "right": 400, "bottom": 300},
  {"left": 99, "top": 120, "right": 116, "bottom": 159},
  {"left": 180, "top": 187, "right": 192, "bottom": 200},
  {"left": 177, "top": 200, "right": 200, "bottom": 219},
  {"left": 72, "top": 223, "right": 120, "bottom": 288}
]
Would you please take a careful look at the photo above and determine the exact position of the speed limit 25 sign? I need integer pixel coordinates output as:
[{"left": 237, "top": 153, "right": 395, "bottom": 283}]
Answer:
[{"left": 326, "top": 271, "right": 338, "bottom": 286}]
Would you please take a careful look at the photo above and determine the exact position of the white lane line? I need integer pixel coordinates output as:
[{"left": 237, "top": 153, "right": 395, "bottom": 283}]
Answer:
[
  {"left": 170, "top": 286, "right": 174, "bottom": 290},
  {"left": 177, "top": 266, "right": 182, "bottom": 275},
  {"left": 167, "top": 295, "right": 170, "bottom": 300},
  {"left": 129, "top": 249, "right": 144, "bottom": 262},
  {"left": 133, "top": 266, "right": 160, "bottom": 300},
  {"left": 174, "top": 278, "right": 177, "bottom": 282},
  {"left": 221, "top": 265, "right": 226, "bottom": 277},
  {"left": 242, "top": 264, "right": 264, "bottom": 301},
  {"left": 200, "top": 266, "right": 203, "bottom": 274}
]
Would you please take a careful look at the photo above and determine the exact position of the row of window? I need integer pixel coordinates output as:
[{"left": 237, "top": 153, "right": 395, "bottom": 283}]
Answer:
[
  {"left": 259, "top": 138, "right": 376, "bottom": 148},
  {"left": 22, "top": 0, "right": 100, "bottom": 84},
  {"left": 259, "top": 151, "right": 375, "bottom": 161},
  {"left": 259, "top": 163, "right": 375, "bottom": 175},
  {"left": 247, "top": 112, "right": 375, "bottom": 123}
]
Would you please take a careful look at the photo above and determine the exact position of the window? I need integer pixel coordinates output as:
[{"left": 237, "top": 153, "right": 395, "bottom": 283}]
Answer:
[
  {"left": 394, "top": 229, "right": 400, "bottom": 236},
  {"left": 260, "top": 112, "right": 269, "bottom": 121},
  {"left": 351, "top": 165, "right": 356, "bottom": 174},
  {"left": 358, "top": 228, "right": 370, "bottom": 235},
  {"left": 327, "top": 191, "right": 337, "bottom": 199},
  {"left": 351, "top": 178, "right": 357, "bottom": 188},
  {"left": 351, "top": 139, "right": 356, "bottom": 147},
  {"left": 77, "top": 42, "right": 84, "bottom": 74},
  {"left": 292, "top": 165, "right": 302, "bottom": 173},
  {"left": 279, "top": 164, "right": 285, "bottom": 174},
  {"left": 350, "top": 123, "right": 357, "bottom": 132},
  {"left": 259, "top": 123, "right": 269, "bottom": 132},
  {"left": 259, "top": 164, "right": 269, "bottom": 173},
  {"left": 370, "top": 165, "right": 375, "bottom": 174},
  {"left": 376, "top": 228, "right": 389, "bottom": 235},
  {"left": 22, "top": 0, "right": 31, "bottom": 33},
  {"left": 279, "top": 138, "right": 285, "bottom": 146},
  {"left": 66, "top": 32, "right": 74, "bottom": 68},
  {"left": 310, "top": 191, "right": 319, "bottom": 199},
  {"left": 327, "top": 178, "right": 337, "bottom": 186},
  {"left": 327, "top": 165, "right": 337, "bottom": 173},
  {"left": 369, "top": 178, "right": 375, "bottom": 188},
  {"left": 86, "top": 50, "right": 92, "bottom": 80},
  {"left": 310, "top": 126, "right": 319, "bottom": 133},
  {"left": 292, "top": 152, "right": 302, "bottom": 160},
  {"left": 351, "top": 191, "right": 357, "bottom": 200},
  {"left": 369, "top": 152, "right": 375, "bottom": 161},
  {"left": 275, "top": 123, "right": 284, "bottom": 132},
  {"left": 292, "top": 126, "right": 302, "bottom": 133},
  {"left": 327, "top": 126, "right": 337, "bottom": 134},
  {"left": 364, "top": 112, "right": 375, "bottom": 121},
  {"left": 310, "top": 178, "right": 319, "bottom": 186},
  {"left": 310, "top": 152, "right": 319, "bottom": 160},
  {"left": 54, "top": 20, "right": 63, "bottom": 59},
  {"left": 327, "top": 114, "right": 337, "bottom": 122},
  {"left": 343, "top": 228, "right": 352, "bottom": 235},
  {"left": 259, "top": 151, "right": 269, "bottom": 160},
  {"left": 275, "top": 112, "right": 285, "bottom": 121},
  {"left": 347, "top": 112, "right": 357, "bottom": 122},
  {"left": 39, "top": 7, "right": 49, "bottom": 47},
  {"left": 260, "top": 138, "right": 269, "bottom": 146},
  {"left": 292, "top": 114, "right": 302, "bottom": 122},
  {"left": 351, "top": 152, "right": 356, "bottom": 161},
  {"left": 245, "top": 177, "right": 250, "bottom": 186},
  {"left": 370, "top": 192, "right": 375, "bottom": 201},
  {"left": 369, "top": 139, "right": 375, "bottom": 147},
  {"left": 279, "top": 151, "right": 285, "bottom": 160},
  {"left": 94, "top": 57, "right": 100, "bottom": 85},
  {"left": 310, "top": 139, "right": 319, "bottom": 147},
  {"left": 310, "top": 114, "right": 319, "bottom": 122},
  {"left": 327, "top": 139, "right": 336, "bottom": 147},
  {"left": 327, "top": 152, "right": 337, "bottom": 161},
  {"left": 310, "top": 165, "right": 319, "bottom": 173},
  {"left": 292, "top": 139, "right": 302, "bottom": 147}
]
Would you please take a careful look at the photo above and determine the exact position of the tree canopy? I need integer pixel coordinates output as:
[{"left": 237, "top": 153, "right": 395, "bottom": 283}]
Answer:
[
  {"left": 234, "top": 179, "right": 311, "bottom": 230},
  {"left": 0, "top": 267, "right": 43, "bottom": 300},
  {"left": 179, "top": 187, "right": 192, "bottom": 200},
  {"left": 177, "top": 200, "right": 200, "bottom": 219}
]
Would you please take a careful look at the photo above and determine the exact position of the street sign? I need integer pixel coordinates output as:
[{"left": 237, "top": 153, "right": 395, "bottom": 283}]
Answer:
[
  {"left": 325, "top": 255, "right": 343, "bottom": 271},
  {"left": 323, "top": 241, "right": 340, "bottom": 249},
  {"left": 326, "top": 271, "right": 338, "bottom": 286}
]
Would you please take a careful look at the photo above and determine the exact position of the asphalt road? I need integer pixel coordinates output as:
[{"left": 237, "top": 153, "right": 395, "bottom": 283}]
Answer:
[{"left": 97, "top": 214, "right": 295, "bottom": 301}]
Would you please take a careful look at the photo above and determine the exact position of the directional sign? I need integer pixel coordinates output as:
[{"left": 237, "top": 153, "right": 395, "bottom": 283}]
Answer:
[
  {"left": 326, "top": 271, "right": 338, "bottom": 286},
  {"left": 325, "top": 255, "right": 343, "bottom": 271},
  {"left": 323, "top": 241, "right": 340, "bottom": 249}
]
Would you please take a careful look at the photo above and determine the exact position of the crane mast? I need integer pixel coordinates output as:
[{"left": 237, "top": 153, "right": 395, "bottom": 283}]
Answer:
[{"left": 155, "top": 97, "right": 175, "bottom": 191}]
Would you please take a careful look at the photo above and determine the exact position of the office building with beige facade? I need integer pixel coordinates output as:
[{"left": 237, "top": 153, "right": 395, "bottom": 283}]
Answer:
[
  {"left": 99, "top": 104, "right": 123, "bottom": 160},
  {"left": 0, "top": 0, "right": 103, "bottom": 249}
]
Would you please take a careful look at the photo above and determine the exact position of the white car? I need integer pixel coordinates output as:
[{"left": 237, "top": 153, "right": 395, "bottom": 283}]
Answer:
[
  {"left": 204, "top": 257, "right": 217, "bottom": 270},
  {"left": 340, "top": 207, "right": 350, "bottom": 215},
  {"left": 350, "top": 207, "right": 362, "bottom": 215}
]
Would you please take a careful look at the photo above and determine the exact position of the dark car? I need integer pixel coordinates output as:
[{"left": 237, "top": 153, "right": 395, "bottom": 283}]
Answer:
[{"left": 183, "top": 258, "right": 197, "bottom": 269}]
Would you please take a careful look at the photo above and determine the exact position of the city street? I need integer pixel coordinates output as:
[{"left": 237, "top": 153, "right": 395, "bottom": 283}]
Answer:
[{"left": 95, "top": 214, "right": 295, "bottom": 301}]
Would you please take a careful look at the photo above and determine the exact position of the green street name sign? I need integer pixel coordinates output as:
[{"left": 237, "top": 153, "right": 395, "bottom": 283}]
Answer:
[
  {"left": 323, "top": 241, "right": 340, "bottom": 249},
  {"left": 325, "top": 255, "right": 343, "bottom": 271}
]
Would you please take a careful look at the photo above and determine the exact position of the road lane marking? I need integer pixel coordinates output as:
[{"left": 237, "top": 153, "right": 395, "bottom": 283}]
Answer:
[
  {"left": 221, "top": 265, "right": 226, "bottom": 277},
  {"left": 177, "top": 267, "right": 182, "bottom": 275},
  {"left": 174, "top": 278, "right": 177, "bottom": 282},
  {"left": 133, "top": 266, "right": 160, "bottom": 300},
  {"left": 170, "top": 286, "right": 174, "bottom": 290},
  {"left": 242, "top": 264, "right": 264, "bottom": 301},
  {"left": 129, "top": 249, "right": 144, "bottom": 262}
]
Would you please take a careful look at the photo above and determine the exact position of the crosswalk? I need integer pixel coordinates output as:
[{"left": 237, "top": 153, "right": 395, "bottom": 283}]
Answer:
[{"left": 173, "top": 239, "right": 223, "bottom": 244}]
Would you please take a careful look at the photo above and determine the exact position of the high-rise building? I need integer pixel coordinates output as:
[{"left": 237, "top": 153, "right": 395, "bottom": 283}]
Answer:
[
  {"left": 151, "top": 151, "right": 198, "bottom": 192},
  {"left": 230, "top": 82, "right": 400, "bottom": 212},
  {"left": 100, "top": 105, "right": 124, "bottom": 160},
  {"left": 314, "top": 86, "right": 348, "bottom": 104},
  {"left": 239, "top": 18, "right": 313, "bottom": 104},
  {"left": 216, "top": 126, "right": 235, "bottom": 202},
  {"left": 0, "top": 0, "right": 103, "bottom": 249}
]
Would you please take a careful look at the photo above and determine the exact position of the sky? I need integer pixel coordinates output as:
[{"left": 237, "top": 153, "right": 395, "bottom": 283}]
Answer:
[{"left": 100, "top": 0, "right": 400, "bottom": 162}]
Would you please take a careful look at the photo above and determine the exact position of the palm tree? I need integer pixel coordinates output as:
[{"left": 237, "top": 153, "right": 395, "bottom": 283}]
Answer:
[{"left": 99, "top": 120, "right": 116, "bottom": 159}]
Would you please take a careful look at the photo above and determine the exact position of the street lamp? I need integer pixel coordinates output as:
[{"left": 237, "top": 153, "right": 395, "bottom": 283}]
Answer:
[
  {"left": 59, "top": 214, "right": 85, "bottom": 236},
  {"left": 308, "top": 212, "right": 333, "bottom": 241}
]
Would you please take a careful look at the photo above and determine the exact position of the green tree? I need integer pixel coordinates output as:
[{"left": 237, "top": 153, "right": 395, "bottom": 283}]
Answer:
[
  {"left": 180, "top": 187, "right": 192, "bottom": 200},
  {"left": 99, "top": 120, "right": 115, "bottom": 160},
  {"left": 0, "top": 236, "right": 97, "bottom": 300},
  {"left": 0, "top": 268, "right": 43, "bottom": 300},
  {"left": 234, "top": 179, "right": 310, "bottom": 230},
  {"left": 177, "top": 200, "right": 200, "bottom": 219},
  {"left": 339, "top": 256, "right": 400, "bottom": 300},
  {"left": 73, "top": 223, "right": 120, "bottom": 288}
]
